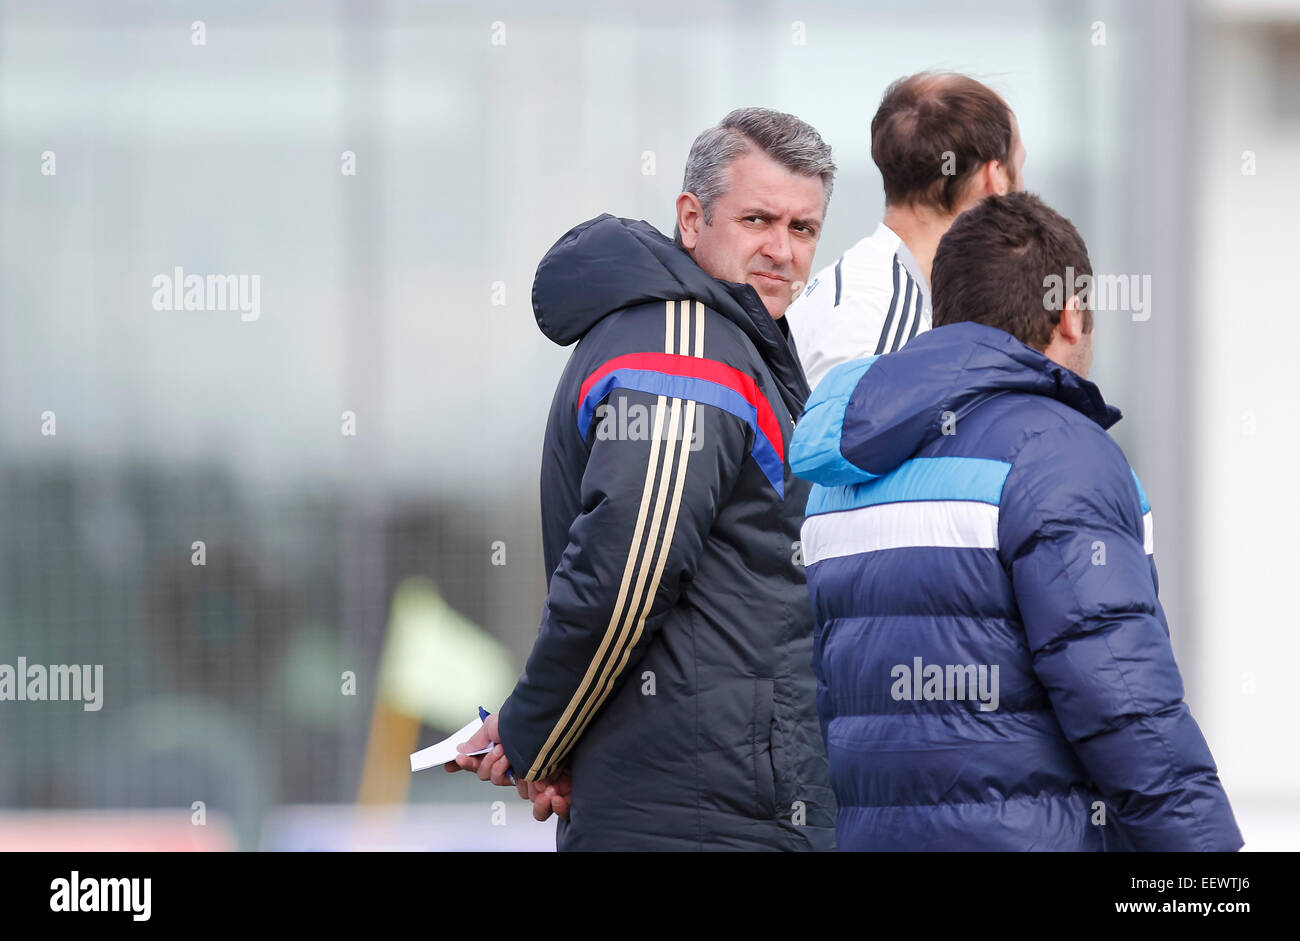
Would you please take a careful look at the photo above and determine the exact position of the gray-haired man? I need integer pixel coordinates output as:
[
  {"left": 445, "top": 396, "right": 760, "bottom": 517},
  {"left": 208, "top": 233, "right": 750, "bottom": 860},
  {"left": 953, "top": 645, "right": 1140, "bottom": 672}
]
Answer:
[{"left": 448, "top": 108, "right": 838, "bottom": 850}]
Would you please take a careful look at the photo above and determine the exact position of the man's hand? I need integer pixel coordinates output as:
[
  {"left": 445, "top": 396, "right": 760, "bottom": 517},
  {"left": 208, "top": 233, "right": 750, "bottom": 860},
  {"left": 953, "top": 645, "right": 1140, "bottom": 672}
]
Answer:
[
  {"left": 525, "top": 768, "right": 573, "bottom": 822},
  {"left": 441, "top": 713, "right": 571, "bottom": 822},
  {"left": 441, "top": 713, "right": 514, "bottom": 786}
]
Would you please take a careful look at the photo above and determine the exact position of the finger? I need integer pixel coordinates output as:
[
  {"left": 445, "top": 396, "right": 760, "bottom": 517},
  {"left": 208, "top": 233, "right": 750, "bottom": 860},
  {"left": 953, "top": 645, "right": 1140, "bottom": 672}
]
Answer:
[
  {"left": 548, "top": 770, "right": 572, "bottom": 820},
  {"left": 488, "top": 749, "right": 513, "bottom": 787},
  {"left": 532, "top": 787, "right": 554, "bottom": 822},
  {"left": 457, "top": 715, "right": 497, "bottom": 755},
  {"left": 475, "top": 745, "right": 500, "bottom": 781},
  {"left": 479, "top": 745, "right": 512, "bottom": 784},
  {"left": 550, "top": 785, "right": 571, "bottom": 821}
]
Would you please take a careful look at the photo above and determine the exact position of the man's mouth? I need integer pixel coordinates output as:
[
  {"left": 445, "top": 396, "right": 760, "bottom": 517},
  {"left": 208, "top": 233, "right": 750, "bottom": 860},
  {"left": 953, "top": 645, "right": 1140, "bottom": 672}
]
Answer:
[{"left": 752, "top": 272, "right": 787, "bottom": 286}]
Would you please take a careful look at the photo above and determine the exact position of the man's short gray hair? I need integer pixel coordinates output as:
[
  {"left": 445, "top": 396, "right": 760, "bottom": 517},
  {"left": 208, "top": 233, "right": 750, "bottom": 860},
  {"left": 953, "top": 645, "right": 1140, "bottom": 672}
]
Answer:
[{"left": 675, "top": 107, "right": 836, "bottom": 242}]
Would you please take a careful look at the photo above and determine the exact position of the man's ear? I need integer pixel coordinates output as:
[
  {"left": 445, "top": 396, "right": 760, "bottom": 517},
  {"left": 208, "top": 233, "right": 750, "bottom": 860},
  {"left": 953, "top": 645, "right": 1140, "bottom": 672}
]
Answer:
[
  {"left": 984, "top": 158, "right": 1011, "bottom": 197},
  {"left": 1042, "top": 292, "right": 1087, "bottom": 371},
  {"left": 1058, "top": 293, "right": 1085, "bottom": 343},
  {"left": 676, "top": 192, "right": 704, "bottom": 250}
]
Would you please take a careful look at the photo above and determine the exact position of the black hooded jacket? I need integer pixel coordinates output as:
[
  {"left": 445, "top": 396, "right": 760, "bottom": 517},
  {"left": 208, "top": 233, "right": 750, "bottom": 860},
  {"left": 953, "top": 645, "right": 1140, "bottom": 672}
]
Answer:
[{"left": 497, "top": 214, "right": 836, "bottom": 850}]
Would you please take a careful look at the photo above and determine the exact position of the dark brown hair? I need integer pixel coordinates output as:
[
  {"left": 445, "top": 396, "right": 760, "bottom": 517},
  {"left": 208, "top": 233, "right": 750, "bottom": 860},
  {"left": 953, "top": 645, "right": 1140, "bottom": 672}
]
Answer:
[
  {"left": 871, "top": 72, "right": 1014, "bottom": 213},
  {"left": 931, "top": 192, "right": 1092, "bottom": 350}
]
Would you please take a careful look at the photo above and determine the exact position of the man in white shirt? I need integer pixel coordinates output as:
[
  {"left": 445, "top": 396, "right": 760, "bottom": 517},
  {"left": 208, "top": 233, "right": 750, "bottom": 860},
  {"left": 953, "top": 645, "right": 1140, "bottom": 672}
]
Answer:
[{"left": 787, "top": 72, "right": 1026, "bottom": 389}]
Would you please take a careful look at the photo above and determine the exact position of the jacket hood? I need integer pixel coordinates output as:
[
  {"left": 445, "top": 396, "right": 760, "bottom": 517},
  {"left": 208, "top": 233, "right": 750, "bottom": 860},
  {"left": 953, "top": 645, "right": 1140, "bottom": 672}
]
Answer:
[
  {"left": 532, "top": 213, "right": 810, "bottom": 414},
  {"left": 790, "top": 321, "right": 1121, "bottom": 485}
]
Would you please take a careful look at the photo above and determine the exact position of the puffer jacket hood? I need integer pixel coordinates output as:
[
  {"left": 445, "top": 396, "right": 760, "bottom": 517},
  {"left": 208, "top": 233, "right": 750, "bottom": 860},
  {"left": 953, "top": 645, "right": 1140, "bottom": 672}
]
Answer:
[
  {"left": 532, "top": 213, "right": 811, "bottom": 417},
  {"left": 793, "top": 321, "right": 1120, "bottom": 485}
]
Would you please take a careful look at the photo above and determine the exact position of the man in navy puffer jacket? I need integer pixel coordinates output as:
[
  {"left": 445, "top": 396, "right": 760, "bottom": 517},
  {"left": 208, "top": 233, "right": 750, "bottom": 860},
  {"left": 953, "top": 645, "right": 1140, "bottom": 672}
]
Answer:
[{"left": 790, "top": 192, "right": 1242, "bottom": 851}]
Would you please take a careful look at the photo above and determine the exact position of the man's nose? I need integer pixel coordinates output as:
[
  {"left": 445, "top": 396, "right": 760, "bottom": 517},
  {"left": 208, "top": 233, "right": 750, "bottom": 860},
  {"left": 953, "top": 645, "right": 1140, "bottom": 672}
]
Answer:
[{"left": 762, "top": 227, "right": 793, "bottom": 267}]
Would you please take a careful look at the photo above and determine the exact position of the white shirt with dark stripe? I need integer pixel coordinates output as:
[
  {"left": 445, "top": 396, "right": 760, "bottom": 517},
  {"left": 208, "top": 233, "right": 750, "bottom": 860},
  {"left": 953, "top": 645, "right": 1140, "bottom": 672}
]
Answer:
[{"left": 786, "top": 221, "right": 932, "bottom": 391}]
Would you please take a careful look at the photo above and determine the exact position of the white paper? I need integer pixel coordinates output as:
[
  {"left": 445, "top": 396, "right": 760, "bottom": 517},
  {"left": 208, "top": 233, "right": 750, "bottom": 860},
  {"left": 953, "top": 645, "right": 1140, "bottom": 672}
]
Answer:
[{"left": 409, "top": 715, "right": 493, "bottom": 772}]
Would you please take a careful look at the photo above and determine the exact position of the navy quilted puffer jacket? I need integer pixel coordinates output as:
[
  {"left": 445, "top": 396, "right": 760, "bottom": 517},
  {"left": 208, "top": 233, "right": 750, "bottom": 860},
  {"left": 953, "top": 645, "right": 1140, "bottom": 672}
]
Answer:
[{"left": 790, "top": 321, "right": 1242, "bottom": 851}]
